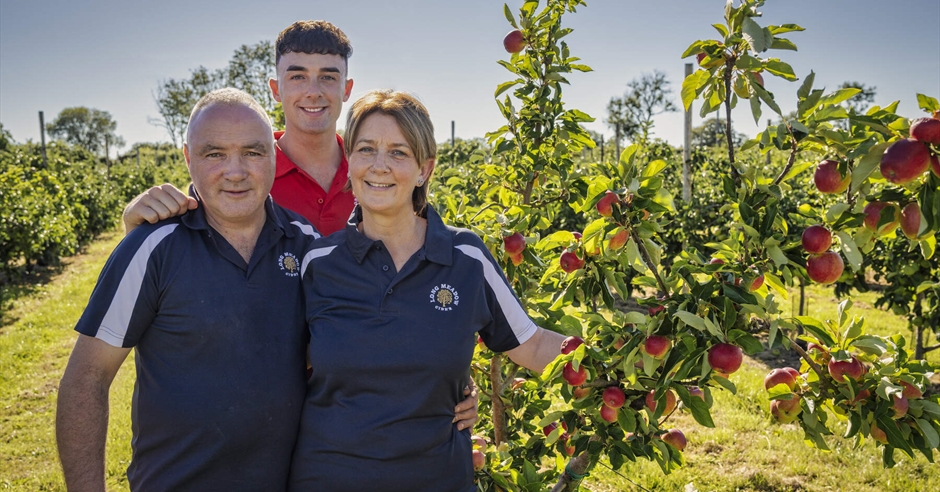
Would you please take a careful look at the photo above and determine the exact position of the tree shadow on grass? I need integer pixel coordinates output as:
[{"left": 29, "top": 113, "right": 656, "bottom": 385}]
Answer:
[{"left": 0, "top": 263, "right": 68, "bottom": 331}]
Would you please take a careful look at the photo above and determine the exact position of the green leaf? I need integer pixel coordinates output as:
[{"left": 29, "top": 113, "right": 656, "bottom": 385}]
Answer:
[
  {"left": 763, "top": 273, "right": 788, "bottom": 299},
  {"left": 730, "top": 332, "right": 764, "bottom": 355},
  {"left": 618, "top": 408, "right": 637, "bottom": 433},
  {"left": 640, "top": 159, "right": 668, "bottom": 179},
  {"left": 819, "top": 88, "right": 862, "bottom": 107},
  {"left": 764, "top": 59, "right": 797, "bottom": 80},
  {"left": 677, "top": 386, "right": 715, "bottom": 428},
  {"left": 503, "top": 4, "right": 517, "bottom": 28},
  {"left": 674, "top": 311, "right": 707, "bottom": 331},
  {"left": 681, "top": 70, "right": 711, "bottom": 112},
  {"left": 570, "top": 64, "right": 593, "bottom": 72},
  {"left": 796, "top": 316, "right": 836, "bottom": 347},
  {"left": 712, "top": 23, "right": 729, "bottom": 38},
  {"left": 797, "top": 71, "right": 816, "bottom": 99},
  {"left": 915, "top": 419, "right": 940, "bottom": 449},
  {"left": 916, "top": 94, "right": 940, "bottom": 112},
  {"left": 742, "top": 17, "right": 772, "bottom": 52},
  {"left": 835, "top": 231, "right": 862, "bottom": 272},
  {"left": 712, "top": 374, "right": 737, "bottom": 394},
  {"left": 769, "top": 24, "right": 805, "bottom": 35},
  {"left": 495, "top": 79, "right": 521, "bottom": 98},
  {"left": 850, "top": 141, "right": 888, "bottom": 192},
  {"left": 753, "top": 81, "right": 782, "bottom": 115},
  {"left": 851, "top": 335, "right": 888, "bottom": 356},
  {"left": 919, "top": 235, "right": 936, "bottom": 260},
  {"left": 767, "top": 245, "right": 789, "bottom": 266},
  {"left": 770, "top": 37, "right": 798, "bottom": 51}
]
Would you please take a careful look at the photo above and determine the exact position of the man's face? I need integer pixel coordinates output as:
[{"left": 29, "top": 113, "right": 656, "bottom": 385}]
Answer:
[
  {"left": 184, "top": 104, "right": 276, "bottom": 230},
  {"left": 270, "top": 52, "right": 354, "bottom": 137}
]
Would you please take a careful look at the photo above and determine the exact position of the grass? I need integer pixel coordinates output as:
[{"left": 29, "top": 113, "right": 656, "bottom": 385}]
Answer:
[{"left": 0, "top": 232, "right": 937, "bottom": 491}]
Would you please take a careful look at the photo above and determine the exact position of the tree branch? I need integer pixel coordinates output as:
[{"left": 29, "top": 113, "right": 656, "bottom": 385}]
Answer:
[
  {"left": 630, "top": 229, "right": 668, "bottom": 296},
  {"left": 789, "top": 338, "right": 835, "bottom": 393},
  {"left": 550, "top": 434, "right": 602, "bottom": 492}
]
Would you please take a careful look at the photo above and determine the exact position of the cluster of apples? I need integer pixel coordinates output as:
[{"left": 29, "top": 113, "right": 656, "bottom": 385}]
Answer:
[
  {"left": 560, "top": 336, "right": 588, "bottom": 386},
  {"left": 470, "top": 435, "right": 488, "bottom": 471},
  {"left": 800, "top": 224, "right": 844, "bottom": 285},
  {"left": 764, "top": 367, "right": 803, "bottom": 423},
  {"left": 542, "top": 421, "right": 576, "bottom": 456},
  {"left": 879, "top": 117, "right": 940, "bottom": 185}
]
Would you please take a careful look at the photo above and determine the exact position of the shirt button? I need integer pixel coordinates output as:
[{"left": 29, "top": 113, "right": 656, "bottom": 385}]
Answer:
[
  {"left": 318, "top": 198, "right": 324, "bottom": 204},
  {"left": 387, "top": 288, "right": 393, "bottom": 295},
  {"left": 382, "top": 265, "right": 389, "bottom": 271}
]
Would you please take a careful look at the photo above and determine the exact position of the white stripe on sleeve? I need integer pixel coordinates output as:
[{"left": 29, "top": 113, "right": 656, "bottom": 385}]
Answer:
[
  {"left": 455, "top": 244, "right": 537, "bottom": 345},
  {"left": 301, "top": 245, "right": 337, "bottom": 278},
  {"left": 95, "top": 224, "right": 178, "bottom": 347}
]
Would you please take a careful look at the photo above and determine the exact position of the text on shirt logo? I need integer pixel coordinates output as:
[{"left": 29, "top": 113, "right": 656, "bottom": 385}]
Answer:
[
  {"left": 278, "top": 252, "right": 300, "bottom": 277},
  {"left": 429, "top": 284, "right": 459, "bottom": 312}
]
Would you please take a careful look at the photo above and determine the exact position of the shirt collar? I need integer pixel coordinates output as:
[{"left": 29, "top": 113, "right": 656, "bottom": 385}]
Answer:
[{"left": 343, "top": 205, "right": 453, "bottom": 266}]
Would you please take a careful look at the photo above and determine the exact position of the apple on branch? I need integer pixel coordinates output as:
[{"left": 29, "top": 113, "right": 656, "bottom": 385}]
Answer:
[
  {"left": 827, "top": 356, "right": 866, "bottom": 383},
  {"left": 900, "top": 202, "right": 926, "bottom": 240},
  {"left": 599, "top": 403, "right": 619, "bottom": 423},
  {"left": 608, "top": 228, "right": 628, "bottom": 250},
  {"left": 880, "top": 138, "right": 930, "bottom": 185},
  {"left": 862, "top": 201, "right": 901, "bottom": 236},
  {"left": 602, "top": 386, "right": 626, "bottom": 409},
  {"left": 910, "top": 117, "right": 940, "bottom": 144},
  {"left": 662, "top": 429, "right": 687, "bottom": 451},
  {"left": 770, "top": 397, "right": 802, "bottom": 424},
  {"left": 645, "top": 388, "right": 677, "bottom": 414},
  {"left": 764, "top": 367, "right": 800, "bottom": 392},
  {"left": 596, "top": 190, "right": 620, "bottom": 217},
  {"left": 502, "top": 29, "right": 526, "bottom": 54},
  {"left": 641, "top": 335, "right": 671, "bottom": 359},
  {"left": 708, "top": 343, "right": 743, "bottom": 374},
  {"left": 801, "top": 225, "right": 832, "bottom": 254},
  {"left": 814, "top": 159, "right": 851, "bottom": 194},
  {"left": 503, "top": 232, "right": 526, "bottom": 255},
  {"left": 559, "top": 251, "right": 585, "bottom": 273},
  {"left": 806, "top": 251, "right": 844, "bottom": 285},
  {"left": 562, "top": 362, "right": 588, "bottom": 386}
]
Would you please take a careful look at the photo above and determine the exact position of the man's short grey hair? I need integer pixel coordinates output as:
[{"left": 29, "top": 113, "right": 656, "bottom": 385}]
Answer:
[{"left": 186, "top": 88, "right": 272, "bottom": 142}]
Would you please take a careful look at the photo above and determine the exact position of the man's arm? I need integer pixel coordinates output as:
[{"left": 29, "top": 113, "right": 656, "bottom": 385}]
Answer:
[
  {"left": 56, "top": 335, "right": 131, "bottom": 492},
  {"left": 122, "top": 184, "right": 197, "bottom": 235},
  {"left": 505, "top": 327, "right": 566, "bottom": 375}
]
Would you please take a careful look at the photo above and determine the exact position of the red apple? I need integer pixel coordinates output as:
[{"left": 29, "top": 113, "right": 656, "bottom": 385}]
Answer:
[
  {"left": 502, "top": 29, "right": 526, "bottom": 54},
  {"left": 870, "top": 420, "right": 888, "bottom": 444},
  {"left": 472, "top": 449, "right": 486, "bottom": 470},
  {"left": 806, "top": 251, "right": 844, "bottom": 285},
  {"left": 848, "top": 389, "right": 871, "bottom": 406},
  {"left": 510, "top": 378, "right": 527, "bottom": 391},
  {"left": 471, "top": 435, "right": 487, "bottom": 450},
  {"left": 602, "top": 386, "right": 626, "bottom": 409},
  {"left": 910, "top": 117, "right": 940, "bottom": 144},
  {"left": 806, "top": 342, "right": 830, "bottom": 362},
  {"left": 508, "top": 252, "right": 524, "bottom": 266},
  {"left": 930, "top": 154, "right": 940, "bottom": 178},
  {"left": 801, "top": 225, "right": 833, "bottom": 254},
  {"left": 880, "top": 138, "right": 930, "bottom": 185},
  {"left": 696, "top": 52, "right": 723, "bottom": 69},
  {"left": 863, "top": 201, "right": 901, "bottom": 235},
  {"left": 596, "top": 190, "right": 619, "bottom": 217},
  {"left": 708, "top": 343, "right": 743, "bottom": 374},
  {"left": 572, "top": 231, "right": 582, "bottom": 241},
  {"left": 562, "top": 362, "right": 588, "bottom": 386},
  {"left": 662, "top": 429, "right": 687, "bottom": 451},
  {"left": 645, "top": 389, "right": 677, "bottom": 414},
  {"left": 751, "top": 71, "right": 764, "bottom": 86},
  {"left": 770, "top": 397, "right": 802, "bottom": 424},
  {"left": 599, "top": 403, "right": 619, "bottom": 423},
  {"left": 900, "top": 381, "right": 923, "bottom": 399},
  {"left": 747, "top": 273, "right": 764, "bottom": 292},
  {"left": 572, "top": 387, "right": 591, "bottom": 400},
  {"left": 890, "top": 394, "right": 909, "bottom": 419},
  {"left": 560, "top": 336, "right": 584, "bottom": 355},
  {"left": 543, "top": 422, "right": 559, "bottom": 437},
  {"left": 688, "top": 386, "right": 705, "bottom": 401},
  {"left": 900, "top": 202, "right": 924, "bottom": 240},
  {"left": 814, "top": 159, "right": 851, "bottom": 194},
  {"left": 559, "top": 251, "right": 585, "bottom": 272},
  {"left": 827, "top": 356, "right": 866, "bottom": 383},
  {"left": 503, "top": 232, "right": 525, "bottom": 255},
  {"left": 764, "top": 367, "right": 799, "bottom": 392},
  {"left": 642, "top": 335, "right": 671, "bottom": 359},
  {"left": 608, "top": 228, "right": 628, "bottom": 250}
]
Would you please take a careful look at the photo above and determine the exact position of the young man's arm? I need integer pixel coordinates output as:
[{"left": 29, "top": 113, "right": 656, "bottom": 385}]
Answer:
[
  {"left": 122, "top": 184, "right": 197, "bottom": 234},
  {"left": 56, "top": 335, "right": 131, "bottom": 492}
]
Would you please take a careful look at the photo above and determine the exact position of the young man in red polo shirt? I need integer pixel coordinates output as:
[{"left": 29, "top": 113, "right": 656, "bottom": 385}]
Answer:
[
  {"left": 121, "top": 20, "right": 479, "bottom": 427},
  {"left": 124, "top": 21, "right": 353, "bottom": 236}
]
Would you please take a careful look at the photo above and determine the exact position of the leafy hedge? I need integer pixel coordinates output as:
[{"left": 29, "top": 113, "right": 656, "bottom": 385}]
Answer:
[{"left": 0, "top": 141, "right": 189, "bottom": 280}]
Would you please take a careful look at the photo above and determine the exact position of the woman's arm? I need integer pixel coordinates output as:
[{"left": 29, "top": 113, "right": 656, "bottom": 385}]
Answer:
[{"left": 505, "top": 327, "right": 566, "bottom": 374}]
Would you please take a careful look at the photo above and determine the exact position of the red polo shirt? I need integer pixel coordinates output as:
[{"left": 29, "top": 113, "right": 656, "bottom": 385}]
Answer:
[{"left": 270, "top": 132, "right": 356, "bottom": 236}]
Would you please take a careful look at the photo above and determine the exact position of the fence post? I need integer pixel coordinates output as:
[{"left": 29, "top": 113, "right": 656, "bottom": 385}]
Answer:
[
  {"left": 682, "top": 63, "right": 693, "bottom": 203},
  {"left": 39, "top": 111, "right": 48, "bottom": 169}
]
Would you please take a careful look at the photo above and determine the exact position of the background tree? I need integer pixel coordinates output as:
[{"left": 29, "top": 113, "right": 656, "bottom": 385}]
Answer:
[
  {"left": 606, "top": 70, "right": 678, "bottom": 149},
  {"left": 45, "top": 107, "right": 124, "bottom": 157},
  {"left": 690, "top": 117, "right": 746, "bottom": 148},
  {"left": 150, "top": 41, "right": 281, "bottom": 146},
  {"left": 839, "top": 80, "right": 877, "bottom": 114}
]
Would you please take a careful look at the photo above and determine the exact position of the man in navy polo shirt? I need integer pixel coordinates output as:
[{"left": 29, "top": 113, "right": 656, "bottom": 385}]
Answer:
[{"left": 56, "top": 88, "right": 316, "bottom": 491}]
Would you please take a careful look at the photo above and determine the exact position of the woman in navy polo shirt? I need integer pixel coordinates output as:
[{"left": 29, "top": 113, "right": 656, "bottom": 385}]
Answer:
[{"left": 290, "top": 90, "right": 566, "bottom": 491}]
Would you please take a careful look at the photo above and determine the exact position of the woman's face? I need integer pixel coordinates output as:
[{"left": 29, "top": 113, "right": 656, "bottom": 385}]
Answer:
[{"left": 348, "top": 113, "right": 431, "bottom": 217}]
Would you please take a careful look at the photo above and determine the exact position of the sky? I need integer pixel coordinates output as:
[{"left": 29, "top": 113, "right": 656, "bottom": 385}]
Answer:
[{"left": 1, "top": 0, "right": 938, "bottom": 156}]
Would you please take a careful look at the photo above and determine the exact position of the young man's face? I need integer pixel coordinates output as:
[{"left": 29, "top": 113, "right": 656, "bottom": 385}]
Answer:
[{"left": 270, "top": 52, "right": 354, "bottom": 137}]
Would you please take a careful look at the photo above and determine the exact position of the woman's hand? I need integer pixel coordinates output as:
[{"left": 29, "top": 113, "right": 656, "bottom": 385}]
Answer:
[{"left": 453, "top": 383, "right": 479, "bottom": 431}]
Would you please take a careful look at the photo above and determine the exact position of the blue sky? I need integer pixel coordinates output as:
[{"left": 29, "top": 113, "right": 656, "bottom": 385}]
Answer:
[{"left": 1, "top": 0, "right": 938, "bottom": 154}]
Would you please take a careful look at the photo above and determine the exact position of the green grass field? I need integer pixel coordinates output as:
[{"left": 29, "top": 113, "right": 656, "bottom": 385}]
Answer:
[{"left": 1, "top": 232, "right": 937, "bottom": 491}]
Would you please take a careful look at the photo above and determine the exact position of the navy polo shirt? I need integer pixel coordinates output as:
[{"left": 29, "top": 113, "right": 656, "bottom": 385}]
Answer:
[
  {"left": 289, "top": 206, "right": 537, "bottom": 492},
  {"left": 74, "top": 194, "right": 319, "bottom": 491}
]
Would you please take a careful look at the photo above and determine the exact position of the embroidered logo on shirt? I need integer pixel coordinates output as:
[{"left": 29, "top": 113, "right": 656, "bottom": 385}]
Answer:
[
  {"left": 429, "top": 284, "right": 459, "bottom": 311},
  {"left": 278, "top": 252, "right": 300, "bottom": 277}
]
